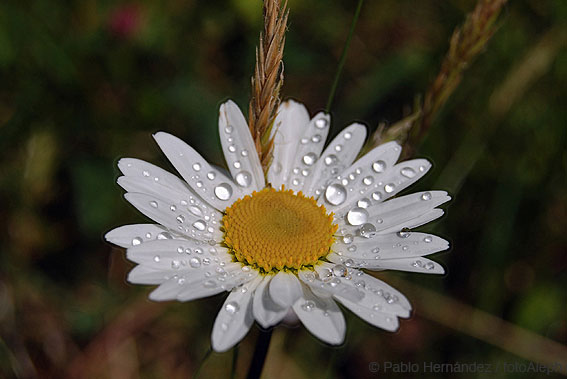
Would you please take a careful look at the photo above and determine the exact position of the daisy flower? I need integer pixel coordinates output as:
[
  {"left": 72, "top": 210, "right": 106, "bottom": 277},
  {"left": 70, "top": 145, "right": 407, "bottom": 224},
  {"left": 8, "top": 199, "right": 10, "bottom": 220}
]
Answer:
[{"left": 105, "top": 100, "right": 450, "bottom": 352}]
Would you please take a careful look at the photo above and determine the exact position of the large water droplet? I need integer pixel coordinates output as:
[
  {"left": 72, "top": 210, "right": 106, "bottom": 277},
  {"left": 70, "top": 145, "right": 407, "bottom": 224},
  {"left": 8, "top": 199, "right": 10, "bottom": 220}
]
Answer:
[
  {"left": 302, "top": 152, "right": 317, "bottom": 166},
  {"left": 188, "top": 206, "right": 203, "bottom": 217},
  {"left": 235, "top": 171, "right": 252, "bottom": 187},
  {"left": 192, "top": 163, "right": 201, "bottom": 171},
  {"left": 192, "top": 220, "right": 206, "bottom": 231},
  {"left": 301, "top": 301, "right": 316, "bottom": 312},
  {"left": 363, "top": 176, "right": 374, "bottom": 186},
  {"left": 214, "top": 183, "right": 232, "bottom": 200},
  {"left": 324, "top": 154, "right": 337, "bottom": 166},
  {"left": 190, "top": 257, "right": 201, "bottom": 268},
  {"left": 357, "top": 198, "right": 371, "bottom": 209},
  {"left": 131, "top": 237, "right": 143, "bottom": 246},
  {"left": 342, "top": 234, "right": 354, "bottom": 244},
  {"left": 143, "top": 170, "right": 150, "bottom": 177},
  {"left": 397, "top": 228, "right": 411, "bottom": 238},
  {"left": 372, "top": 160, "right": 386, "bottom": 173},
  {"left": 225, "top": 301, "right": 240, "bottom": 315},
  {"left": 325, "top": 184, "right": 347, "bottom": 205},
  {"left": 347, "top": 207, "right": 369, "bottom": 226},
  {"left": 207, "top": 172, "right": 216, "bottom": 180},
  {"left": 332, "top": 264, "right": 348, "bottom": 277},
  {"left": 315, "top": 118, "right": 328, "bottom": 129},
  {"left": 421, "top": 192, "right": 432, "bottom": 201},
  {"left": 359, "top": 223, "right": 377, "bottom": 238},
  {"left": 401, "top": 167, "right": 416, "bottom": 178},
  {"left": 384, "top": 183, "right": 395, "bottom": 193}
]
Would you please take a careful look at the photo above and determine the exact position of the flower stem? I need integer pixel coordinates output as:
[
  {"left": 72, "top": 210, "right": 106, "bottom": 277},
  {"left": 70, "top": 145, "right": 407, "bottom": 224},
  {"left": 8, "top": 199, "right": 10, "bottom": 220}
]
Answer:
[
  {"left": 231, "top": 345, "right": 239, "bottom": 379},
  {"left": 193, "top": 346, "right": 212, "bottom": 379},
  {"left": 325, "top": 0, "right": 365, "bottom": 113},
  {"left": 246, "top": 329, "right": 273, "bottom": 379}
]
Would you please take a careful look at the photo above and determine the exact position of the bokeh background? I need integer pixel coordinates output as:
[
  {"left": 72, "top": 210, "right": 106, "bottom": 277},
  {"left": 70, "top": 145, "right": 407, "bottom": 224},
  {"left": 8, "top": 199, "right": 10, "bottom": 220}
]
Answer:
[{"left": 1, "top": 0, "right": 566, "bottom": 378}]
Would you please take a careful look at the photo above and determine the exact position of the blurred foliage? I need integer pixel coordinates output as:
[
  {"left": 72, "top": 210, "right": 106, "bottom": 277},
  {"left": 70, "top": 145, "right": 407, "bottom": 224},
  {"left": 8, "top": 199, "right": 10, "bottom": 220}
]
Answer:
[{"left": 0, "top": 0, "right": 566, "bottom": 378}]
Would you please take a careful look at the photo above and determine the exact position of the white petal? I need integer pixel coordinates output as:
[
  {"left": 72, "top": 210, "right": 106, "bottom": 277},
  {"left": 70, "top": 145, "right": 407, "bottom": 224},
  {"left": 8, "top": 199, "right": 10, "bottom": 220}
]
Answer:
[
  {"left": 268, "top": 271, "right": 303, "bottom": 308},
  {"left": 333, "top": 232, "right": 449, "bottom": 260},
  {"left": 118, "top": 158, "right": 190, "bottom": 193},
  {"left": 336, "top": 191, "right": 450, "bottom": 236},
  {"left": 153, "top": 132, "right": 245, "bottom": 211},
  {"left": 284, "top": 112, "right": 330, "bottom": 192},
  {"left": 123, "top": 192, "right": 222, "bottom": 241},
  {"left": 306, "top": 123, "right": 367, "bottom": 197},
  {"left": 211, "top": 276, "right": 262, "bottom": 352},
  {"left": 297, "top": 269, "right": 364, "bottom": 303},
  {"left": 292, "top": 285, "right": 345, "bottom": 345},
  {"left": 126, "top": 239, "right": 230, "bottom": 270},
  {"left": 336, "top": 296, "right": 400, "bottom": 331},
  {"left": 127, "top": 265, "right": 170, "bottom": 285},
  {"left": 267, "top": 100, "right": 310, "bottom": 189},
  {"left": 218, "top": 100, "right": 264, "bottom": 193},
  {"left": 252, "top": 276, "right": 288, "bottom": 328},
  {"left": 328, "top": 253, "right": 445, "bottom": 274},
  {"left": 105, "top": 224, "right": 182, "bottom": 248}
]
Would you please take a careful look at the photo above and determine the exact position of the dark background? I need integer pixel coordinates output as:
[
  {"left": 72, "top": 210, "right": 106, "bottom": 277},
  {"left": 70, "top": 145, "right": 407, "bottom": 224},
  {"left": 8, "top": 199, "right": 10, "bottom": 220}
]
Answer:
[{"left": 0, "top": 0, "right": 565, "bottom": 377}]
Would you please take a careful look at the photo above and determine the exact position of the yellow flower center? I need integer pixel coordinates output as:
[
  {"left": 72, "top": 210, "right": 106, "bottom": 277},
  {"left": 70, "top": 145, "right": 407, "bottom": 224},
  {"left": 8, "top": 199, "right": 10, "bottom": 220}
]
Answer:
[{"left": 223, "top": 187, "right": 338, "bottom": 272}]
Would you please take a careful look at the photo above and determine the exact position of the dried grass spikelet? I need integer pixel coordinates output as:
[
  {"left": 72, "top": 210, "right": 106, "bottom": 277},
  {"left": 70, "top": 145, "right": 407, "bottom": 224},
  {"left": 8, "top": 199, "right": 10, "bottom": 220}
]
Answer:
[{"left": 248, "top": 0, "right": 289, "bottom": 176}]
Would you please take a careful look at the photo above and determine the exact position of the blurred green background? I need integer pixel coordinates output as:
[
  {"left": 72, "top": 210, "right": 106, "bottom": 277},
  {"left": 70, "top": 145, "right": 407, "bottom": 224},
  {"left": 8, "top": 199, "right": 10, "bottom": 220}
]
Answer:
[{"left": 1, "top": 0, "right": 565, "bottom": 378}]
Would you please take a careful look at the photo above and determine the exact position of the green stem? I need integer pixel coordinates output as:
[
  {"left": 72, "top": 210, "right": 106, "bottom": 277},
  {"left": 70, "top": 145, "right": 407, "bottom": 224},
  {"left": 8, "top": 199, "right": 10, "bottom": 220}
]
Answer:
[
  {"left": 231, "top": 345, "right": 239, "bottom": 379},
  {"left": 246, "top": 329, "right": 273, "bottom": 379},
  {"left": 193, "top": 346, "right": 213, "bottom": 379},
  {"left": 325, "top": 0, "right": 365, "bottom": 113}
]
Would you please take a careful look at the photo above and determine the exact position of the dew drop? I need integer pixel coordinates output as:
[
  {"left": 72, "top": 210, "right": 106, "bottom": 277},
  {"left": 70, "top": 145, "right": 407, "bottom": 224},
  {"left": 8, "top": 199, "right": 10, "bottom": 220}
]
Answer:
[
  {"left": 241, "top": 150, "right": 248, "bottom": 157},
  {"left": 150, "top": 200, "right": 158, "bottom": 208},
  {"left": 214, "top": 183, "right": 233, "bottom": 200},
  {"left": 190, "top": 257, "right": 201, "bottom": 268},
  {"left": 357, "top": 198, "right": 371, "bottom": 208},
  {"left": 224, "top": 125, "right": 233, "bottom": 134},
  {"left": 300, "top": 138, "right": 309, "bottom": 144},
  {"left": 171, "top": 260, "right": 180, "bottom": 269},
  {"left": 192, "top": 220, "right": 206, "bottom": 231},
  {"left": 424, "top": 262, "right": 435, "bottom": 270},
  {"left": 207, "top": 172, "right": 216, "bottom": 180},
  {"left": 412, "top": 260, "right": 423, "bottom": 268},
  {"left": 301, "top": 301, "right": 316, "bottom": 312},
  {"left": 311, "top": 134, "right": 322, "bottom": 143},
  {"left": 192, "top": 163, "right": 201, "bottom": 171},
  {"left": 302, "top": 152, "right": 317, "bottom": 166},
  {"left": 335, "top": 145, "right": 343, "bottom": 152},
  {"left": 424, "top": 236, "right": 433, "bottom": 243},
  {"left": 372, "top": 160, "right": 386, "bottom": 173},
  {"left": 315, "top": 118, "right": 328, "bottom": 129},
  {"left": 359, "top": 223, "right": 377, "bottom": 238},
  {"left": 342, "top": 234, "right": 354, "bottom": 244},
  {"left": 363, "top": 176, "right": 374, "bottom": 186},
  {"left": 153, "top": 255, "right": 160, "bottom": 262},
  {"left": 344, "top": 132, "right": 352, "bottom": 140},
  {"left": 384, "top": 183, "right": 395, "bottom": 193},
  {"left": 401, "top": 167, "right": 416, "bottom": 178},
  {"left": 325, "top": 184, "right": 347, "bottom": 205},
  {"left": 131, "top": 237, "right": 143, "bottom": 246},
  {"left": 421, "top": 192, "right": 432, "bottom": 201},
  {"left": 371, "top": 191, "right": 383, "bottom": 201},
  {"left": 347, "top": 207, "right": 369, "bottom": 226},
  {"left": 347, "top": 245, "right": 357, "bottom": 252},
  {"left": 176, "top": 215, "right": 185, "bottom": 224},
  {"left": 233, "top": 161, "right": 241, "bottom": 169},
  {"left": 204, "top": 280, "right": 216, "bottom": 288},
  {"left": 397, "top": 228, "right": 411, "bottom": 238},
  {"left": 324, "top": 154, "right": 337, "bottom": 166},
  {"left": 332, "top": 264, "right": 348, "bottom": 277},
  {"left": 235, "top": 171, "right": 252, "bottom": 187},
  {"left": 157, "top": 232, "right": 172, "bottom": 240},
  {"left": 188, "top": 206, "right": 203, "bottom": 217},
  {"left": 225, "top": 301, "right": 239, "bottom": 314},
  {"left": 228, "top": 145, "right": 236, "bottom": 153}
]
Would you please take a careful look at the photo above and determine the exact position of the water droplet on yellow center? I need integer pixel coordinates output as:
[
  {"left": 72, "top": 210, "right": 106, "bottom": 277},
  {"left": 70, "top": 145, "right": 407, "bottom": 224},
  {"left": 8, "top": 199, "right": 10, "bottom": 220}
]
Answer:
[{"left": 223, "top": 187, "right": 338, "bottom": 272}]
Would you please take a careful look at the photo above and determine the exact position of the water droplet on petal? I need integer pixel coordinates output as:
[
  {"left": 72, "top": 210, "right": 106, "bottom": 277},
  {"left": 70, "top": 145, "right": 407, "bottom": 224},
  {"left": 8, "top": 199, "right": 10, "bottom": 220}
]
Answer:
[
  {"left": 421, "top": 192, "right": 432, "bottom": 201},
  {"left": 214, "top": 183, "right": 232, "bottom": 200},
  {"left": 335, "top": 145, "right": 343, "bottom": 152},
  {"left": 357, "top": 198, "right": 371, "bottom": 208},
  {"left": 207, "top": 172, "right": 216, "bottom": 180},
  {"left": 324, "top": 154, "right": 337, "bottom": 166},
  {"left": 235, "top": 171, "right": 252, "bottom": 187},
  {"left": 397, "top": 228, "right": 411, "bottom": 238},
  {"left": 363, "top": 176, "right": 374, "bottom": 186},
  {"left": 225, "top": 301, "right": 239, "bottom": 315},
  {"left": 384, "top": 183, "right": 395, "bottom": 193},
  {"left": 359, "top": 223, "right": 377, "bottom": 238},
  {"left": 192, "top": 163, "right": 201, "bottom": 171},
  {"left": 150, "top": 200, "right": 158, "bottom": 208},
  {"left": 325, "top": 184, "right": 347, "bottom": 205},
  {"left": 225, "top": 125, "right": 233, "bottom": 134},
  {"left": 233, "top": 161, "right": 241, "bottom": 169},
  {"left": 241, "top": 150, "right": 248, "bottom": 157},
  {"left": 302, "top": 152, "right": 317, "bottom": 166},
  {"left": 332, "top": 264, "right": 348, "bottom": 277},
  {"left": 347, "top": 207, "right": 369, "bottom": 226},
  {"left": 342, "top": 234, "right": 354, "bottom": 244},
  {"left": 344, "top": 132, "right": 352, "bottom": 140},
  {"left": 315, "top": 118, "right": 328, "bottom": 129},
  {"left": 192, "top": 220, "right": 206, "bottom": 231},
  {"left": 171, "top": 260, "right": 180, "bottom": 269},
  {"left": 301, "top": 301, "right": 316, "bottom": 312},
  {"left": 131, "top": 237, "right": 143, "bottom": 246},
  {"left": 372, "top": 160, "right": 386, "bottom": 173},
  {"left": 424, "top": 236, "right": 433, "bottom": 243},
  {"left": 190, "top": 257, "right": 201, "bottom": 268},
  {"left": 425, "top": 262, "right": 435, "bottom": 270},
  {"left": 176, "top": 215, "right": 185, "bottom": 224},
  {"left": 153, "top": 255, "right": 160, "bottom": 262},
  {"left": 401, "top": 167, "right": 416, "bottom": 178},
  {"left": 228, "top": 145, "right": 236, "bottom": 153}
]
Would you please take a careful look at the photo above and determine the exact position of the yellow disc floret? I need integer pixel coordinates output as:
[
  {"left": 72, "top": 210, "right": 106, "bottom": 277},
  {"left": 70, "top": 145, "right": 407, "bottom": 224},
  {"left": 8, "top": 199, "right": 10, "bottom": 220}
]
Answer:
[{"left": 223, "top": 187, "right": 338, "bottom": 272}]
